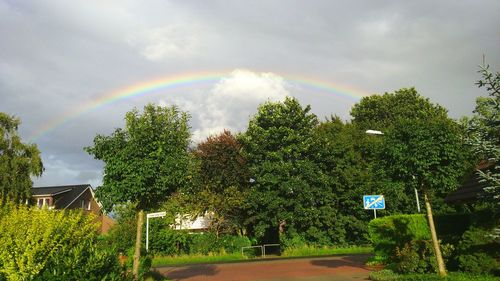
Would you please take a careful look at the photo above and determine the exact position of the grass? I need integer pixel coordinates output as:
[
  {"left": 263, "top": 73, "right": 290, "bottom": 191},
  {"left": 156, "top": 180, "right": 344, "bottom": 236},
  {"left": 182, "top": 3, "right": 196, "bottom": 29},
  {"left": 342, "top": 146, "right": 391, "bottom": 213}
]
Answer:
[
  {"left": 152, "top": 245, "right": 373, "bottom": 267},
  {"left": 152, "top": 252, "right": 248, "bottom": 267},
  {"left": 281, "top": 245, "right": 373, "bottom": 258},
  {"left": 370, "top": 269, "right": 499, "bottom": 281}
]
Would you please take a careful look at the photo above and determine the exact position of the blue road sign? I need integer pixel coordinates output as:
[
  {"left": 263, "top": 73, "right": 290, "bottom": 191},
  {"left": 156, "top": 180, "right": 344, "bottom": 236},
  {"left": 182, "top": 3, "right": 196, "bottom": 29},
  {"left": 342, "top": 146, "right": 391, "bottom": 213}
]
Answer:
[{"left": 363, "top": 195, "right": 385, "bottom": 210}]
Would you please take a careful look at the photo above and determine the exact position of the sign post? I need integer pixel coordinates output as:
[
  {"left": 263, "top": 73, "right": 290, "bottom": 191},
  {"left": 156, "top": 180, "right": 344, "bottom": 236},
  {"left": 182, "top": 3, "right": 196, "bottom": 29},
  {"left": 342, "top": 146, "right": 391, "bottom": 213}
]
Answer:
[
  {"left": 146, "top": 211, "right": 166, "bottom": 252},
  {"left": 363, "top": 195, "right": 385, "bottom": 219}
]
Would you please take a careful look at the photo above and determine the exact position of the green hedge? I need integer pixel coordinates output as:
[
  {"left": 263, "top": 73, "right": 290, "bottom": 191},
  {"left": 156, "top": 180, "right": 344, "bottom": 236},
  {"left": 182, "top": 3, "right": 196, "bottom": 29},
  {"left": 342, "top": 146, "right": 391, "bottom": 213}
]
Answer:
[
  {"left": 0, "top": 205, "right": 125, "bottom": 280},
  {"left": 368, "top": 214, "right": 430, "bottom": 261},
  {"left": 368, "top": 212, "right": 499, "bottom": 275},
  {"left": 147, "top": 229, "right": 251, "bottom": 256}
]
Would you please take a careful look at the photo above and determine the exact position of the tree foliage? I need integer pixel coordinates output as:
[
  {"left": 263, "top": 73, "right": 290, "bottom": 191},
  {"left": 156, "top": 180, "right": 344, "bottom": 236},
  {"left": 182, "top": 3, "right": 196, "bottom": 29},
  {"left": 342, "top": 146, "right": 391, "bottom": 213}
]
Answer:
[
  {"left": 191, "top": 130, "right": 250, "bottom": 235},
  {"left": 379, "top": 118, "right": 469, "bottom": 198},
  {"left": 0, "top": 113, "right": 43, "bottom": 205},
  {"left": 85, "top": 104, "right": 192, "bottom": 212},
  {"left": 351, "top": 88, "right": 448, "bottom": 131},
  {"left": 240, "top": 97, "right": 336, "bottom": 245},
  {"left": 465, "top": 64, "right": 500, "bottom": 202},
  {"left": 351, "top": 89, "right": 470, "bottom": 214},
  {"left": 0, "top": 205, "right": 123, "bottom": 280},
  {"left": 314, "top": 116, "right": 373, "bottom": 243}
]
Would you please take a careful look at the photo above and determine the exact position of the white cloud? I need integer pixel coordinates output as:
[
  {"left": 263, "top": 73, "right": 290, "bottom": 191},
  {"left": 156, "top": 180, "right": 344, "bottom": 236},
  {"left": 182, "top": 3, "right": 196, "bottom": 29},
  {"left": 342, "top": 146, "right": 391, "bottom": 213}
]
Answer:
[{"left": 160, "top": 69, "right": 290, "bottom": 144}]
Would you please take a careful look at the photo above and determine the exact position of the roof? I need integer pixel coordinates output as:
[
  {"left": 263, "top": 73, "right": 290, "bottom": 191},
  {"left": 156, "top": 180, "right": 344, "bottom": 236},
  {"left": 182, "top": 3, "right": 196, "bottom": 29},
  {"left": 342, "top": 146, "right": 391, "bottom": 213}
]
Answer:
[
  {"left": 31, "top": 184, "right": 93, "bottom": 209},
  {"left": 445, "top": 162, "right": 493, "bottom": 204}
]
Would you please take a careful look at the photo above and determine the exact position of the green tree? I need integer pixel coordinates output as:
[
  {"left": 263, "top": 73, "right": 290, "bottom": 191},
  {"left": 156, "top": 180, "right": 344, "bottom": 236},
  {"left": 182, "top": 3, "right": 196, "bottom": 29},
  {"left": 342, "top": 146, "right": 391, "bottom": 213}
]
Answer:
[
  {"left": 85, "top": 104, "right": 192, "bottom": 279},
  {"left": 314, "top": 116, "right": 373, "bottom": 244},
  {"left": 240, "top": 97, "right": 336, "bottom": 245},
  {"left": 192, "top": 130, "right": 250, "bottom": 236},
  {"left": 378, "top": 116, "right": 469, "bottom": 277},
  {"left": 0, "top": 113, "right": 43, "bottom": 205},
  {"left": 351, "top": 87, "right": 448, "bottom": 131},
  {"left": 465, "top": 64, "right": 499, "bottom": 203},
  {"left": 352, "top": 88, "right": 471, "bottom": 276}
]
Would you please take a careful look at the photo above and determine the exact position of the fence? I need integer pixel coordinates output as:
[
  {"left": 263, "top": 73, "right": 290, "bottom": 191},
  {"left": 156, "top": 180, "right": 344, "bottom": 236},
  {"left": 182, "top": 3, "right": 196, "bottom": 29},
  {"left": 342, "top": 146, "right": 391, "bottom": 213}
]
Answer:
[{"left": 241, "top": 244, "right": 281, "bottom": 258}]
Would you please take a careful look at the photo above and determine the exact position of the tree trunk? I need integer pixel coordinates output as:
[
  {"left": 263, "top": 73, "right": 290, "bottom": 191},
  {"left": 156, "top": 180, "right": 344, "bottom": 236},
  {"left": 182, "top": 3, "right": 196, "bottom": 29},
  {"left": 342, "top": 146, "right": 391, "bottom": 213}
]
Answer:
[
  {"left": 423, "top": 191, "right": 447, "bottom": 277},
  {"left": 133, "top": 209, "right": 144, "bottom": 280}
]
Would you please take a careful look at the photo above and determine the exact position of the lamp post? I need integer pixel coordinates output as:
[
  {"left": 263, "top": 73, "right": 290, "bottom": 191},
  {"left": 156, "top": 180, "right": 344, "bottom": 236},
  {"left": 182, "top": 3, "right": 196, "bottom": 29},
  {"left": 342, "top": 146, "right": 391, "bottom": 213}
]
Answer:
[{"left": 365, "top": 129, "right": 421, "bottom": 213}]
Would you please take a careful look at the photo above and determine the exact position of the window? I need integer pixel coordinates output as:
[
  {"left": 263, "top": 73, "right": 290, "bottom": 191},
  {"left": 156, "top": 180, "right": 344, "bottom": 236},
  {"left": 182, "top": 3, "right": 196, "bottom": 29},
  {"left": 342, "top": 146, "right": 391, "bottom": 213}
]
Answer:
[
  {"left": 38, "top": 198, "right": 43, "bottom": 208},
  {"left": 44, "top": 198, "right": 50, "bottom": 206},
  {"left": 87, "top": 200, "right": 91, "bottom": 211}
]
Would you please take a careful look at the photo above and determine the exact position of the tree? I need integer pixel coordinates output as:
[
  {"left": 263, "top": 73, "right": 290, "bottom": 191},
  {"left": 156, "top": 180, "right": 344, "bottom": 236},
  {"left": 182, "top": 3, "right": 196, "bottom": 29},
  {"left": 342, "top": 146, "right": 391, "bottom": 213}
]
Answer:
[
  {"left": 240, "top": 97, "right": 335, "bottom": 245},
  {"left": 0, "top": 113, "right": 43, "bottom": 205},
  {"left": 352, "top": 89, "right": 471, "bottom": 276},
  {"left": 85, "top": 104, "right": 192, "bottom": 279},
  {"left": 314, "top": 116, "right": 374, "bottom": 244},
  {"left": 192, "top": 130, "right": 250, "bottom": 236},
  {"left": 351, "top": 87, "right": 448, "bottom": 131},
  {"left": 465, "top": 64, "right": 499, "bottom": 203},
  {"left": 378, "top": 114, "right": 469, "bottom": 277}
]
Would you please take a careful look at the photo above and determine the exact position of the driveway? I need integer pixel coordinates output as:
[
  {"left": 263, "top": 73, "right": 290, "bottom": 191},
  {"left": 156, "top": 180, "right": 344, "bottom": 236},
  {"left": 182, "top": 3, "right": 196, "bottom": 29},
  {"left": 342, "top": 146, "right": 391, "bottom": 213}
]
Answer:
[{"left": 154, "top": 254, "right": 372, "bottom": 281}]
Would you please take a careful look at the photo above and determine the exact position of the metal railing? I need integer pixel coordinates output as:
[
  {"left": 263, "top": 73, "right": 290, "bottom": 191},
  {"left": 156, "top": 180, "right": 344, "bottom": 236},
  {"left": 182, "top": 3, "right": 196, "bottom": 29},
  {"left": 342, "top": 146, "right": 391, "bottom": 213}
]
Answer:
[{"left": 241, "top": 244, "right": 281, "bottom": 258}]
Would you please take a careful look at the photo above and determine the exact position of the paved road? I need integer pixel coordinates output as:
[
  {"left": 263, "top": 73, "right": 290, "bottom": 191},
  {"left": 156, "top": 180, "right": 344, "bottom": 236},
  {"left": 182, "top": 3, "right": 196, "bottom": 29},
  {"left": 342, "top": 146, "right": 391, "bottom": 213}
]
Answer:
[{"left": 155, "top": 254, "right": 372, "bottom": 281}]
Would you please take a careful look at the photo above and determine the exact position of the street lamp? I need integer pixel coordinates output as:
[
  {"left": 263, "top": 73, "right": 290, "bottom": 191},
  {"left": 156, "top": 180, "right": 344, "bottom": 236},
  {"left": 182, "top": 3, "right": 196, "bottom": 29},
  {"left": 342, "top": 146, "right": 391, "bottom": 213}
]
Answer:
[{"left": 365, "top": 129, "right": 421, "bottom": 213}]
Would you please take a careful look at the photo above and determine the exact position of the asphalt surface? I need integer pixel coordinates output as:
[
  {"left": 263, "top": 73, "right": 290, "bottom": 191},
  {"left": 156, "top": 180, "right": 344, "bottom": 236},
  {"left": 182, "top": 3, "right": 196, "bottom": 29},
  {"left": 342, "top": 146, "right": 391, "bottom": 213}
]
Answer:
[{"left": 155, "top": 254, "right": 372, "bottom": 281}]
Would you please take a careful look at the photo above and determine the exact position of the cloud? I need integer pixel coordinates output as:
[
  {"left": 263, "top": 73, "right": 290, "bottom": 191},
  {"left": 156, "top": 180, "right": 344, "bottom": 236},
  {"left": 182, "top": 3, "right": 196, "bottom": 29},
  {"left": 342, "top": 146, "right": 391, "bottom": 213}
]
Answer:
[
  {"left": 160, "top": 69, "right": 290, "bottom": 144},
  {"left": 127, "top": 25, "right": 201, "bottom": 61}
]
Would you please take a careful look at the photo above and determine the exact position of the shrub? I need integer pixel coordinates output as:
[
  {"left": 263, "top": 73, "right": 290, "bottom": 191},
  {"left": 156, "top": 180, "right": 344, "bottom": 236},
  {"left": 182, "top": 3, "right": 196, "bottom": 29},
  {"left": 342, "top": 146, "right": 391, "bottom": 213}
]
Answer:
[
  {"left": 149, "top": 228, "right": 191, "bottom": 255},
  {"left": 188, "top": 232, "right": 218, "bottom": 254},
  {"left": 125, "top": 247, "right": 151, "bottom": 280},
  {"left": 368, "top": 214, "right": 430, "bottom": 261},
  {"left": 0, "top": 205, "right": 124, "bottom": 280},
  {"left": 104, "top": 202, "right": 137, "bottom": 253},
  {"left": 217, "top": 235, "right": 252, "bottom": 254},
  {"left": 392, "top": 240, "right": 437, "bottom": 274},
  {"left": 455, "top": 227, "right": 499, "bottom": 275}
]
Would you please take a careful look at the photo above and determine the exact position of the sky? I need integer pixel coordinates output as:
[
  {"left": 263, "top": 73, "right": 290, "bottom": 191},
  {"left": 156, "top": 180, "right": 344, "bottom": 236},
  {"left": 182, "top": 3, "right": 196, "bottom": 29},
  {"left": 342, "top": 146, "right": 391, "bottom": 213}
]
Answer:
[{"left": 1, "top": 0, "right": 499, "bottom": 188}]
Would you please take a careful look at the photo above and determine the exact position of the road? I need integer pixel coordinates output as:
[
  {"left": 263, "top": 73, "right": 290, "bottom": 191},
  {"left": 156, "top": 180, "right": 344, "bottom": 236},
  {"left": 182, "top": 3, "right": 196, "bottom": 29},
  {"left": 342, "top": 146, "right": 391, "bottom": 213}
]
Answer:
[{"left": 154, "top": 254, "right": 372, "bottom": 281}]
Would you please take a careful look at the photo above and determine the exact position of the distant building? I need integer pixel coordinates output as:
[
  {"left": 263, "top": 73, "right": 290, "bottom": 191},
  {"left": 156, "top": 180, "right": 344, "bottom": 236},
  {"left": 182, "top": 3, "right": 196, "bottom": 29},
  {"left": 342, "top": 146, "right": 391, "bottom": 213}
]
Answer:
[
  {"left": 31, "top": 184, "right": 115, "bottom": 233},
  {"left": 174, "top": 213, "right": 212, "bottom": 232}
]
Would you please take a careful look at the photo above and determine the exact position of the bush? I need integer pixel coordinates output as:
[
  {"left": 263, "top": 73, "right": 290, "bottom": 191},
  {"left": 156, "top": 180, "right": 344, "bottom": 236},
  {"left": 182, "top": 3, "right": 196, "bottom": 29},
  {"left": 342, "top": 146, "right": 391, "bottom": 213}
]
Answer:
[
  {"left": 125, "top": 247, "right": 151, "bottom": 280},
  {"left": 0, "top": 205, "right": 124, "bottom": 280},
  {"left": 368, "top": 214, "right": 430, "bottom": 261},
  {"left": 455, "top": 227, "right": 499, "bottom": 275},
  {"left": 392, "top": 240, "right": 437, "bottom": 274},
  {"left": 188, "top": 232, "right": 218, "bottom": 254},
  {"left": 218, "top": 235, "right": 252, "bottom": 254}
]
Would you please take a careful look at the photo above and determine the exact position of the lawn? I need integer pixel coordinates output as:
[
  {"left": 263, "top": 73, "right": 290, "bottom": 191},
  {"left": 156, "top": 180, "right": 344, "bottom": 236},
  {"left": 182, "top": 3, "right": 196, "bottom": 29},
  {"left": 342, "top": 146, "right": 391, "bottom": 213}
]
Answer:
[{"left": 152, "top": 245, "right": 373, "bottom": 267}]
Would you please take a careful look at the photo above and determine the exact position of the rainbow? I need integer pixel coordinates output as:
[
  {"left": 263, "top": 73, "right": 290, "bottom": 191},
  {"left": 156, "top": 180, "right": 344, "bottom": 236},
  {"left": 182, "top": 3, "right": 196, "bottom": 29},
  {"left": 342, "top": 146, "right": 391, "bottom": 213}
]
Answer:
[{"left": 28, "top": 70, "right": 372, "bottom": 141}]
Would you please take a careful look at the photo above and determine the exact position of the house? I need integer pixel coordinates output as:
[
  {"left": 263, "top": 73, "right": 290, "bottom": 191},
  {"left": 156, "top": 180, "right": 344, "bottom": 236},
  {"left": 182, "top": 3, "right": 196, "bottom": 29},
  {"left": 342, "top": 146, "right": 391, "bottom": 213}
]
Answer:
[
  {"left": 445, "top": 161, "right": 493, "bottom": 204},
  {"left": 173, "top": 213, "right": 212, "bottom": 232},
  {"left": 31, "top": 184, "right": 115, "bottom": 233}
]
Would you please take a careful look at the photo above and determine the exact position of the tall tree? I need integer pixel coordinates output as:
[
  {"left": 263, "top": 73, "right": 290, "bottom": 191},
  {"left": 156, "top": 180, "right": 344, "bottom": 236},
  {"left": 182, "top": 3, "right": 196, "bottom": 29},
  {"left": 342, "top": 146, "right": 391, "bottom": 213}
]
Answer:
[
  {"left": 85, "top": 104, "right": 192, "bottom": 279},
  {"left": 240, "top": 97, "right": 336, "bottom": 245},
  {"left": 192, "top": 130, "right": 250, "bottom": 236},
  {"left": 351, "top": 88, "right": 460, "bottom": 214},
  {"left": 378, "top": 117, "right": 469, "bottom": 276},
  {"left": 0, "top": 113, "right": 43, "bottom": 205},
  {"left": 465, "top": 64, "right": 499, "bottom": 203}
]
